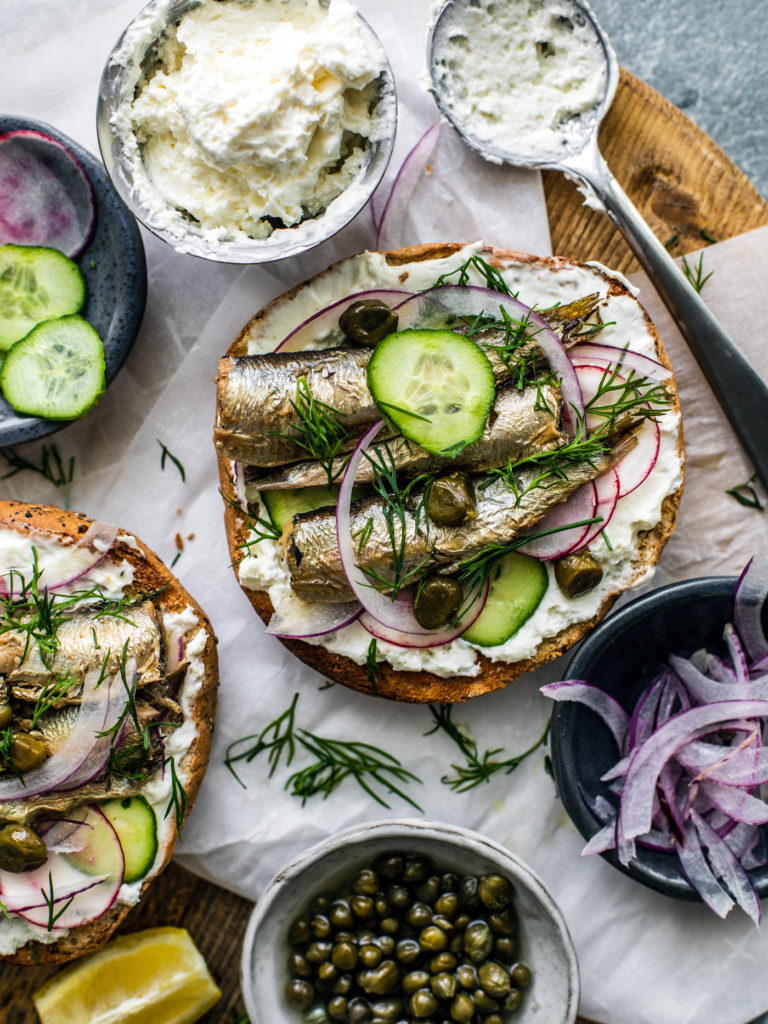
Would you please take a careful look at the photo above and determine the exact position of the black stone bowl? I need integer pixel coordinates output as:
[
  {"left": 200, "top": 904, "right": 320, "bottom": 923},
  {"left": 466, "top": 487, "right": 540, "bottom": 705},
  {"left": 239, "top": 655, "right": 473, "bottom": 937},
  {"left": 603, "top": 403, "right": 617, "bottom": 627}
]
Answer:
[
  {"left": 550, "top": 575, "right": 768, "bottom": 902},
  {"left": 0, "top": 115, "right": 147, "bottom": 447}
]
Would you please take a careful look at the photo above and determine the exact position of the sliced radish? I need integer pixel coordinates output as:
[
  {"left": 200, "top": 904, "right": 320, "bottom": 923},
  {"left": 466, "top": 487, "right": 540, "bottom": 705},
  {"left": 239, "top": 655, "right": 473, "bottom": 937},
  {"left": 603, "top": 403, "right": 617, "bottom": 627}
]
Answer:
[
  {"left": 359, "top": 582, "right": 489, "bottom": 649},
  {"left": 38, "top": 817, "right": 93, "bottom": 855},
  {"left": 376, "top": 123, "right": 441, "bottom": 250},
  {"left": 395, "top": 285, "right": 584, "bottom": 435},
  {"left": 267, "top": 598, "right": 362, "bottom": 639},
  {"left": 9, "top": 806, "right": 124, "bottom": 929},
  {"left": 515, "top": 481, "right": 597, "bottom": 560},
  {"left": 574, "top": 364, "right": 660, "bottom": 498},
  {"left": 275, "top": 290, "right": 412, "bottom": 353},
  {"left": 570, "top": 342, "right": 670, "bottom": 383},
  {"left": 0, "top": 130, "right": 95, "bottom": 257},
  {"left": 577, "top": 468, "right": 620, "bottom": 550}
]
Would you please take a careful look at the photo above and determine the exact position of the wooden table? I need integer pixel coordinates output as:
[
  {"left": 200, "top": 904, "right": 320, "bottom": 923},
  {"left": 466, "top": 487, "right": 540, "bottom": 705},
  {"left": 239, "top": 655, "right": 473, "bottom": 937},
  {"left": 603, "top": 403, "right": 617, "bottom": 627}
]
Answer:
[{"left": 2, "top": 69, "right": 767, "bottom": 1024}]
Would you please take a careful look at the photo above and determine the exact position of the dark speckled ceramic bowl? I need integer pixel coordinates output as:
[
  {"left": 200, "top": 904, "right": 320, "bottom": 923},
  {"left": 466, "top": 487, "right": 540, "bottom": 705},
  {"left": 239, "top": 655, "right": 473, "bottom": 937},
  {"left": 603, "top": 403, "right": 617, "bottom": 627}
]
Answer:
[
  {"left": 0, "top": 115, "right": 147, "bottom": 448},
  {"left": 550, "top": 575, "right": 768, "bottom": 902}
]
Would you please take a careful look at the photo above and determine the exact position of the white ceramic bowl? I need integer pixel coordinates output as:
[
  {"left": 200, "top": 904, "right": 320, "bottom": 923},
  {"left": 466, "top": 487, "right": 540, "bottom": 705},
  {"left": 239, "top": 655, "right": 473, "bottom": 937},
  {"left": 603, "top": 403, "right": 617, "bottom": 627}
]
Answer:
[
  {"left": 96, "top": 0, "right": 396, "bottom": 264},
  {"left": 241, "top": 819, "right": 580, "bottom": 1023}
]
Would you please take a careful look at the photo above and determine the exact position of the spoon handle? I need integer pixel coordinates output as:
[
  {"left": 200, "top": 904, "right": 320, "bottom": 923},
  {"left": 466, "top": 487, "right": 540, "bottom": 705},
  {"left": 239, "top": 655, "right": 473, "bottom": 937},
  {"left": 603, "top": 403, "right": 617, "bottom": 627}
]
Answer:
[{"left": 565, "top": 148, "right": 768, "bottom": 490}]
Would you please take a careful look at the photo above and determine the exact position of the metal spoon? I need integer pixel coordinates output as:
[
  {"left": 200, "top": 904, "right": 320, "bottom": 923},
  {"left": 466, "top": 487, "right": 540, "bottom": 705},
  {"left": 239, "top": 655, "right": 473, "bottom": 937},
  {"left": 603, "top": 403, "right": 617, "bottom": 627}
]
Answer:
[{"left": 428, "top": 0, "right": 768, "bottom": 490}]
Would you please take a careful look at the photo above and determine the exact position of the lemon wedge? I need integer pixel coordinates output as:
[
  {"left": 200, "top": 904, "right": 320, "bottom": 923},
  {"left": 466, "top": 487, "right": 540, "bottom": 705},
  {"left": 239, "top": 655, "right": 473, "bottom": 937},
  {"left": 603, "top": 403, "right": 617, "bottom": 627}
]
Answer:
[{"left": 33, "top": 927, "right": 221, "bottom": 1024}]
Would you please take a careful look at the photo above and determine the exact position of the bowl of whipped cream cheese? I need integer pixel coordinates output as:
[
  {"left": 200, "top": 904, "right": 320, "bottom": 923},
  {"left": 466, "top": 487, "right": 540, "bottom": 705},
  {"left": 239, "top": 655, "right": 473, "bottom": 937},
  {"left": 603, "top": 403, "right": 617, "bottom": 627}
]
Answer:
[{"left": 97, "top": 0, "right": 396, "bottom": 263}]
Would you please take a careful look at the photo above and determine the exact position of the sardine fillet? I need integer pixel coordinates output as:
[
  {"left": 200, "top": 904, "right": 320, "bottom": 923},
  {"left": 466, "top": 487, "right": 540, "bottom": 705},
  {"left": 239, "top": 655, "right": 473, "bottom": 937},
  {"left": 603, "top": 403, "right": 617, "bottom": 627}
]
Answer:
[
  {"left": 283, "top": 441, "right": 633, "bottom": 603},
  {"left": 247, "top": 383, "right": 564, "bottom": 493}
]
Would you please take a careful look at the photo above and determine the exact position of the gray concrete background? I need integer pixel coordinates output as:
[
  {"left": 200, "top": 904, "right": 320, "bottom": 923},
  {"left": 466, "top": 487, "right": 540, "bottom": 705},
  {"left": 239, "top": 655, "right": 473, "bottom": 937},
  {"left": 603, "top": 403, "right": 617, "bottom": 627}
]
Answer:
[{"left": 589, "top": 0, "right": 767, "bottom": 199}]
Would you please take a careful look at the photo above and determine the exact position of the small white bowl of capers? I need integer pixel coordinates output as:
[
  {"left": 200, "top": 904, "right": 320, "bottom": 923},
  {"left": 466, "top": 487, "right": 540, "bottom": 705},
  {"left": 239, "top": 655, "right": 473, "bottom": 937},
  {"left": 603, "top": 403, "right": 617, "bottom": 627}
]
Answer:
[{"left": 241, "top": 819, "right": 579, "bottom": 1023}]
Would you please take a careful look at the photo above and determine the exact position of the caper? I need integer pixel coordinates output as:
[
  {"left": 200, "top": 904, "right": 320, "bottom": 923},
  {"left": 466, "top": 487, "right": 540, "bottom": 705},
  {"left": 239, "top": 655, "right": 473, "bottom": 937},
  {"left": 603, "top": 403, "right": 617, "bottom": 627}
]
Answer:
[
  {"left": 377, "top": 934, "right": 396, "bottom": 956},
  {"left": 477, "top": 875, "right": 514, "bottom": 913},
  {"left": 454, "top": 913, "right": 471, "bottom": 930},
  {"left": 311, "top": 914, "right": 333, "bottom": 939},
  {"left": 493, "top": 936, "right": 516, "bottom": 962},
  {"left": 289, "top": 951, "right": 313, "bottom": 978},
  {"left": 554, "top": 550, "right": 603, "bottom": 598},
  {"left": 435, "top": 893, "right": 458, "bottom": 918},
  {"left": 413, "top": 575, "right": 463, "bottom": 630},
  {"left": 353, "top": 869, "right": 380, "bottom": 895},
  {"left": 318, "top": 961, "right": 339, "bottom": 983},
  {"left": 463, "top": 921, "right": 493, "bottom": 963},
  {"left": 408, "top": 902, "right": 433, "bottom": 929},
  {"left": 403, "top": 855, "right": 431, "bottom": 884},
  {"left": 0, "top": 704, "right": 12, "bottom": 730},
  {"left": 428, "top": 951, "right": 457, "bottom": 973},
  {"left": 360, "top": 944, "right": 383, "bottom": 968},
  {"left": 330, "top": 899, "right": 355, "bottom": 930},
  {"left": 458, "top": 876, "right": 479, "bottom": 909},
  {"left": 304, "top": 1005, "right": 330, "bottom": 1024},
  {"left": 510, "top": 962, "right": 532, "bottom": 988},
  {"left": 360, "top": 961, "right": 400, "bottom": 996},
  {"left": 0, "top": 822, "right": 47, "bottom": 873},
  {"left": 339, "top": 299, "right": 398, "bottom": 348},
  {"left": 369, "top": 997, "right": 404, "bottom": 1020},
  {"left": 416, "top": 875, "right": 440, "bottom": 903},
  {"left": 351, "top": 895, "right": 375, "bottom": 919},
  {"left": 333, "top": 974, "right": 353, "bottom": 996},
  {"left": 348, "top": 997, "right": 373, "bottom": 1023},
  {"left": 485, "top": 1016, "right": 503, "bottom": 1024},
  {"left": 327, "top": 995, "right": 348, "bottom": 1020},
  {"left": 430, "top": 972, "right": 457, "bottom": 1000},
  {"left": 403, "top": 970, "right": 430, "bottom": 994},
  {"left": 449, "top": 934, "right": 463, "bottom": 955},
  {"left": 427, "top": 473, "right": 477, "bottom": 526},
  {"left": 456, "top": 964, "right": 479, "bottom": 991},
  {"left": 386, "top": 884, "right": 412, "bottom": 910},
  {"left": 478, "top": 962, "right": 510, "bottom": 998},
  {"left": 373, "top": 854, "right": 405, "bottom": 882},
  {"left": 7, "top": 732, "right": 47, "bottom": 773},
  {"left": 306, "top": 941, "right": 332, "bottom": 965},
  {"left": 410, "top": 989, "right": 439, "bottom": 1017},
  {"left": 396, "top": 938, "right": 421, "bottom": 965},
  {"left": 487, "top": 907, "right": 517, "bottom": 936},
  {"left": 380, "top": 917, "right": 400, "bottom": 936},
  {"left": 375, "top": 894, "right": 389, "bottom": 917},
  {"left": 286, "top": 979, "right": 315, "bottom": 1010},
  {"left": 502, "top": 989, "right": 523, "bottom": 1012},
  {"left": 449, "top": 992, "right": 476, "bottom": 1021},
  {"left": 472, "top": 988, "right": 500, "bottom": 1012},
  {"left": 418, "top": 926, "right": 448, "bottom": 953},
  {"left": 290, "top": 917, "right": 313, "bottom": 945},
  {"left": 312, "top": 894, "right": 332, "bottom": 914},
  {"left": 431, "top": 915, "right": 454, "bottom": 934}
]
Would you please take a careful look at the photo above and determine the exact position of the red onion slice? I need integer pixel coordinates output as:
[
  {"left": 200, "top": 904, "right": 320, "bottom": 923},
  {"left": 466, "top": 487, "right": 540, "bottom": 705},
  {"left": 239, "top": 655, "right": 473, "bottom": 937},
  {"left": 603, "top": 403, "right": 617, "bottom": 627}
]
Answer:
[
  {"left": 575, "top": 468, "right": 620, "bottom": 552},
  {"left": 376, "top": 123, "right": 440, "bottom": 250},
  {"left": 734, "top": 554, "right": 768, "bottom": 663},
  {"left": 275, "top": 289, "right": 413, "bottom": 353},
  {"left": 516, "top": 482, "right": 597, "bottom": 560},
  {"left": 0, "top": 130, "right": 95, "bottom": 257},
  {"left": 359, "top": 581, "right": 489, "bottom": 649},
  {"left": 569, "top": 342, "right": 670, "bottom": 383},
  {"left": 677, "top": 819, "right": 735, "bottom": 919},
  {"left": 0, "top": 520, "right": 118, "bottom": 599},
  {"left": 692, "top": 809, "right": 761, "bottom": 925},
  {"left": 38, "top": 817, "right": 93, "bottom": 855},
  {"left": 698, "top": 779, "right": 768, "bottom": 825},
  {"left": 541, "top": 681, "right": 629, "bottom": 750},
  {"left": 395, "top": 285, "right": 584, "bottom": 436},
  {"left": 267, "top": 599, "right": 362, "bottom": 639}
]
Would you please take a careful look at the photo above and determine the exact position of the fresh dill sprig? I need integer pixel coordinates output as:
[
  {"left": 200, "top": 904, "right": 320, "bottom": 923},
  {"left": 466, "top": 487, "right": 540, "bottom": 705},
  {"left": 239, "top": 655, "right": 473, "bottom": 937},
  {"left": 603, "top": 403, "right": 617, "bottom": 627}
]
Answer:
[
  {"left": 30, "top": 673, "right": 77, "bottom": 729},
  {"left": 682, "top": 252, "right": 713, "bottom": 294},
  {"left": 219, "top": 469, "right": 281, "bottom": 548},
  {"left": 726, "top": 472, "right": 764, "bottom": 511},
  {"left": 366, "top": 639, "right": 380, "bottom": 690},
  {"left": 0, "top": 444, "right": 75, "bottom": 489},
  {"left": 41, "top": 873, "right": 74, "bottom": 931},
  {"left": 157, "top": 440, "right": 186, "bottom": 482},
  {"left": 224, "top": 693, "right": 299, "bottom": 788},
  {"left": 276, "top": 377, "right": 350, "bottom": 487},
  {"left": 700, "top": 228, "right": 717, "bottom": 243},
  {"left": 0, "top": 900, "right": 11, "bottom": 927},
  {"left": 97, "top": 643, "right": 150, "bottom": 759},
  {"left": 228, "top": 1014, "right": 250, "bottom": 1024},
  {"left": 433, "top": 255, "right": 517, "bottom": 297},
  {"left": 165, "top": 757, "right": 190, "bottom": 833},
  {"left": 425, "top": 704, "right": 550, "bottom": 792},
  {"left": 664, "top": 233, "right": 681, "bottom": 250},
  {"left": 377, "top": 401, "right": 432, "bottom": 424},
  {"left": 0, "top": 728, "right": 22, "bottom": 783}
]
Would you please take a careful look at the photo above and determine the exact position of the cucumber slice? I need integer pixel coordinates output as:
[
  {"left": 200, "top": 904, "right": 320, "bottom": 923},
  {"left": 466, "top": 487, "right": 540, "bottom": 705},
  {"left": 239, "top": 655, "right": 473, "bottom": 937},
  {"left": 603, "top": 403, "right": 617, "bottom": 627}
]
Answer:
[
  {"left": 100, "top": 796, "right": 159, "bottom": 884},
  {"left": 367, "top": 329, "right": 495, "bottom": 455},
  {"left": 0, "top": 244, "right": 85, "bottom": 350},
  {"left": 462, "top": 553, "right": 548, "bottom": 647},
  {"left": 0, "top": 314, "right": 105, "bottom": 419},
  {"left": 262, "top": 486, "right": 341, "bottom": 531}
]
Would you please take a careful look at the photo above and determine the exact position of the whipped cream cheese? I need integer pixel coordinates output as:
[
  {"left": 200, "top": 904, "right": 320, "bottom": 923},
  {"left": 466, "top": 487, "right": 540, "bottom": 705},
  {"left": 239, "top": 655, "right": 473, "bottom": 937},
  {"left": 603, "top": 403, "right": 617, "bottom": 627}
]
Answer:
[
  {"left": 236, "top": 245, "right": 683, "bottom": 678},
  {"left": 0, "top": 530, "right": 201, "bottom": 954},
  {"left": 121, "top": 0, "right": 386, "bottom": 243},
  {"left": 432, "top": 0, "right": 606, "bottom": 161}
]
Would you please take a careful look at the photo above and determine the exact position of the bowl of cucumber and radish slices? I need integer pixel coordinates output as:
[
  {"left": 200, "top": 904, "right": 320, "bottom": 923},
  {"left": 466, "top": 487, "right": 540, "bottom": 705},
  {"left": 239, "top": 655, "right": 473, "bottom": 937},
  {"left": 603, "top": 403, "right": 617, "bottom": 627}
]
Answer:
[{"left": 0, "top": 117, "right": 146, "bottom": 445}]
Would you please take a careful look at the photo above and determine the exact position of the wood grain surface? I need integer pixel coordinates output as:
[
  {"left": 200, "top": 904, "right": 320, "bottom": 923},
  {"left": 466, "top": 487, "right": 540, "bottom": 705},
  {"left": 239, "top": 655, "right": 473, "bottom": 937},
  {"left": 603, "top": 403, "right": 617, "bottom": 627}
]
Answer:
[{"left": 2, "top": 69, "right": 767, "bottom": 1024}]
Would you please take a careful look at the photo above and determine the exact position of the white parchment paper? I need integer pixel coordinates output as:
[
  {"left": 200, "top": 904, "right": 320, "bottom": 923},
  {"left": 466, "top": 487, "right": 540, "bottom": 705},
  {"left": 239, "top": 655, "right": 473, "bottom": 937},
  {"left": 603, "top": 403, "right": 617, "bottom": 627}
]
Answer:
[{"left": 2, "top": 1, "right": 768, "bottom": 1022}]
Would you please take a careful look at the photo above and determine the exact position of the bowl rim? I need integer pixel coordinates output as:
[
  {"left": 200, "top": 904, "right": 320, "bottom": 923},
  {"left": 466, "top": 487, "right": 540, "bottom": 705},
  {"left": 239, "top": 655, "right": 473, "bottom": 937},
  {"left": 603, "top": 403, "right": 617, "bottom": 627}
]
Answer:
[
  {"left": 239, "top": 817, "right": 580, "bottom": 1022},
  {"left": 550, "top": 574, "right": 748, "bottom": 903},
  {"left": 95, "top": 0, "right": 397, "bottom": 264}
]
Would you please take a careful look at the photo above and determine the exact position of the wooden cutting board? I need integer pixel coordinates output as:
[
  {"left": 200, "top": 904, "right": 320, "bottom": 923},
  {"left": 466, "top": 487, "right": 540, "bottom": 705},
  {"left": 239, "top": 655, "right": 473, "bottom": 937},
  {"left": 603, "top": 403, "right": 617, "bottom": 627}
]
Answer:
[{"left": 3, "top": 69, "right": 767, "bottom": 1024}]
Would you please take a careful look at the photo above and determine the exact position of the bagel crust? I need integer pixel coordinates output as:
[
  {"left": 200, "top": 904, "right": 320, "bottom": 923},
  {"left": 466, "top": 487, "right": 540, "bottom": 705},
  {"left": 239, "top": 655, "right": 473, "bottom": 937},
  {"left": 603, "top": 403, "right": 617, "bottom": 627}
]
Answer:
[
  {"left": 0, "top": 501, "right": 218, "bottom": 964},
  {"left": 218, "top": 243, "right": 684, "bottom": 704}
]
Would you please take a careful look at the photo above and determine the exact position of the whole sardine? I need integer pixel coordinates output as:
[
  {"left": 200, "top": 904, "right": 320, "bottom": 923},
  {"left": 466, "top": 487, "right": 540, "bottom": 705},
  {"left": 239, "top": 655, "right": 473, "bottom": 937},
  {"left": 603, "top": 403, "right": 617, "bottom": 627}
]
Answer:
[
  {"left": 0, "top": 601, "right": 164, "bottom": 697},
  {"left": 246, "top": 383, "right": 565, "bottom": 494},
  {"left": 282, "top": 434, "right": 636, "bottom": 603},
  {"left": 0, "top": 771, "right": 156, "bottom": 825}
]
